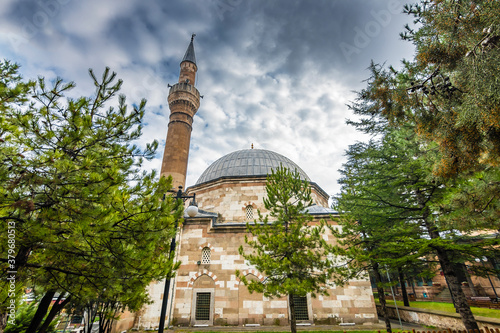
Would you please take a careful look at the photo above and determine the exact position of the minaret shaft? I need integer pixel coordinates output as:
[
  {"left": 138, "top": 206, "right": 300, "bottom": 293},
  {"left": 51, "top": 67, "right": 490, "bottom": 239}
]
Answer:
[{"left": 160, "top": 37, "right": 200, "bottom": 189}]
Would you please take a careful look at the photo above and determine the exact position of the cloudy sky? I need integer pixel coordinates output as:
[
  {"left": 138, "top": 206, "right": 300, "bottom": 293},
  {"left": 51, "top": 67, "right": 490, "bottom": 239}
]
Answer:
[{"left": 0, "top": 0, "right": 416, "bottom": 199}]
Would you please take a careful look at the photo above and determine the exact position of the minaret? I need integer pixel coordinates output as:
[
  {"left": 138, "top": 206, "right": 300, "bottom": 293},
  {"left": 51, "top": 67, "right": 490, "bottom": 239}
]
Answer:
[{"left": 160, "top": 35, "right": 201, "bottom": 189}]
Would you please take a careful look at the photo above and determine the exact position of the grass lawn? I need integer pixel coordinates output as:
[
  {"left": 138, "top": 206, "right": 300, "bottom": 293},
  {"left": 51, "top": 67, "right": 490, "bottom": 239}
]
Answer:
[{"left": 381, "top": 300, "right": 499, "bottom": 318}]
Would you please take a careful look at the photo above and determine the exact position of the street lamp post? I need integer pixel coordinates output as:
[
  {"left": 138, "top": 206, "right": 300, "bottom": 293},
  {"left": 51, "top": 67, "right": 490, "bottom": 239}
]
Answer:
[{"left": 158, "top": 186, "right": 198, "bottom": 332}]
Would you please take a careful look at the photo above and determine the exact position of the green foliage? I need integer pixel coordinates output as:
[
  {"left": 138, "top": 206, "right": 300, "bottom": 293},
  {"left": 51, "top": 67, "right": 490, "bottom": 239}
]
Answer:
[
  {"left": 237, "top": 166, "right": 335, "bottom": 298},
  {"left": 333, "top": 126, "right": 436, "bottom": 279},
  {"left": 347, "top": 2, "right": 500, "bottom": 236},
  {"left": 339, "top": 0, "right": 500, "bottom": 293},
  {"left": 4, "top": 302, "right": 57, "bottom": 333},
  {"left": 336, "top": 119, "right": 499, "bottom": 330},
  {"left": 338, "top": 45, "right": 500, "bottom": 329},
  {"left": 237, "top": 166, "right": 336, "bottom": 333},
  {"left": 338, "top": 48, "right": 500, "bottom": 330},
  {"left": 332, "top": 125, "right": 444, "bottom": 332},
  {"left": 433, "top": 167, "right": 500, "bottom": 233},
  {"left": 0, "top": 60, "right": 35, "bottom": 327},
  {"left": 399, "top": 0, "right": 500, "bottom": 176},
  {"left": 346, "top": 61, "right": 411, "bottom": 135},
  {"left": 0, "top": 60, "right": 183, "bottom": 329}
]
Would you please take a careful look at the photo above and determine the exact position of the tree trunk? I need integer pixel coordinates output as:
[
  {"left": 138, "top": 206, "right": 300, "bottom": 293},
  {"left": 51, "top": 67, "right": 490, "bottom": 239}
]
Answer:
[
  {"left": 438, "top": 249, "right": 479, "bottom": 331},
  {"left": 38, "top": 294, "right": 71, "bottom": 333},
  {"left": 99, "top": 301, "right": 118, "bottom": 333},
  {"left": 411, "top": 277, "right": 416, "bottom": 296},
  {"left": 13, "top": 245, "right": 32, "bottom": 273},
  {"left": 102, "top": 302, "right": 120, "bottom": 333},
  {"left": 415, "top": 189, "right": 479, "bottom": 331},
  {"left": 288, "top": 293, "right": 297, "bottom": 333},
  {"left": 85, "top": 302, "right": 98, "bottom": 333},
  {"left": 373, "top": 263, "right": 392, "bottom": 333},
  {"left": 26, "top": 290, "right": 56, "bottom": 333},
  {"left": 398, "top": 268, "right": 410, "bottom": 307}
]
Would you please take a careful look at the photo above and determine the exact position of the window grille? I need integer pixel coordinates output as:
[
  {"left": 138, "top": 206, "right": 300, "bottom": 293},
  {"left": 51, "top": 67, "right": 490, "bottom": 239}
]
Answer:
[
  {"left": 293, "top": 295, "right": 309, "bottom": 320},
  {"left": 195, "top": 292, "right": 211, "bottom": 320},
  {"left": 201, "top": 247, "right": 211, "bottom": 264},
  {"left": 245, "top": 205, "right": 254, "bottom": 221}
]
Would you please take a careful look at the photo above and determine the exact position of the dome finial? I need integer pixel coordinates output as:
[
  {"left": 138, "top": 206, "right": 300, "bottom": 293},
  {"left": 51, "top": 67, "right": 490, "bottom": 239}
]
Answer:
[{"left": 251, "top": 143, "right": 254, "bottom": 149}]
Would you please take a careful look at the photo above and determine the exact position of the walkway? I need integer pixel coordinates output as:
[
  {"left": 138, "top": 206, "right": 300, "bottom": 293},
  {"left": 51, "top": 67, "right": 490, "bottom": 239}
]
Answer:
[{"left": 156, "top": 319, "right": 429, "bottom": 332}]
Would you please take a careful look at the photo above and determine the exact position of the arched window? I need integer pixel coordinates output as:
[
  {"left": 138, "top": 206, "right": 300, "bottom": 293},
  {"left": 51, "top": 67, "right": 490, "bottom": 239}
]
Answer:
[
  {"left": 245, "top": 205, "right": 254, "bottom": 221},
  {"left": 201, "top": 247, "right": 211, "bottom": 264}
]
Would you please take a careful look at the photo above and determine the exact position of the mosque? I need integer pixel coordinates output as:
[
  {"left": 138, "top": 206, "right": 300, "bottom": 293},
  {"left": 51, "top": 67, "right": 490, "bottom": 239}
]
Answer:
[{"left": 138, "top": 37, "right": 378, "bottom": 328}]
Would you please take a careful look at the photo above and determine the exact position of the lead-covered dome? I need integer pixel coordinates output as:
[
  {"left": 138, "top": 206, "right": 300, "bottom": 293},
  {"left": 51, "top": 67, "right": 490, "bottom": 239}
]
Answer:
[{"left": 196, "top": 149, "right": 310, "bottom": 185}]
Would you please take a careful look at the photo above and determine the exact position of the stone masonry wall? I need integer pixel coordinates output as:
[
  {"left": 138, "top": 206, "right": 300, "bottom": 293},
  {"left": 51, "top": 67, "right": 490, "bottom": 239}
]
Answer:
[
  {"left": 169, "top": 218, "right": 377, "bottom": 327},
  {"left": 379, "top": 305, "right": 500, "bottom": 330}
]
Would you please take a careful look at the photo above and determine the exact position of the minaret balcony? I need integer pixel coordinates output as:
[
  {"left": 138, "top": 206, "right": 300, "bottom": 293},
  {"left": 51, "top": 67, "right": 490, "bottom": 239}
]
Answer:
[
  {"left": 168, "top": 82, "right": 201, "bottom": 112},
  {"left": 168, "top": 82, "right": 200, "bottom": 98}
]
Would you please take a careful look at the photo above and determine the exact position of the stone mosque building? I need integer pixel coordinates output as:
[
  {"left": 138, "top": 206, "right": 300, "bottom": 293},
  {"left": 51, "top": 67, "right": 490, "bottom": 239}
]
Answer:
[{"left": 138, "top": 37, "right": 377, "bottom": 328}]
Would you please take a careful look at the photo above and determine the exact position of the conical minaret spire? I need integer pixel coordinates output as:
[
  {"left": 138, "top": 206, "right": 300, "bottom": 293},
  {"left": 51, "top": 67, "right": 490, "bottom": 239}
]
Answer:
[
  {"left": 182, "top": 34, "right": 196, "bottom": 65},
  {"left": 160, "top": 35, "right": 201, "bottom": 189}
]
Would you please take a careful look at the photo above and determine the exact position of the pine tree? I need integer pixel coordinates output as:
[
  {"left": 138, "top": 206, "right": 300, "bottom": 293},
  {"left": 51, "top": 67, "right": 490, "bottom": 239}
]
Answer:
[
  {"left": 237, "top": 166, "right": 336, "bottom": 333},
  {"left": 0, "top": 62, "right": 183, "bottom": 332},
  {"left": 0, "top": 60, "right": 35, "bottom": 329},
  {"left": 399, "top": 0, "right": 500, "bottom": 176},
  {"left": 342, "top": 18, "right": 500, "bottom": 322},
  {"left": 332, "top": 128, "right": 431, "bottom": 332},
  {"left": 335, "top": 119, "right": 500, "bottom": 330}
]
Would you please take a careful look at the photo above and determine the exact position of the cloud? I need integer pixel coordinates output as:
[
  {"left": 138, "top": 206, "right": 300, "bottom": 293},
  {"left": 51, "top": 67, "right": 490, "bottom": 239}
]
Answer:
[{"left": 0, "top": 0, "right": 415, "bottom": 200}]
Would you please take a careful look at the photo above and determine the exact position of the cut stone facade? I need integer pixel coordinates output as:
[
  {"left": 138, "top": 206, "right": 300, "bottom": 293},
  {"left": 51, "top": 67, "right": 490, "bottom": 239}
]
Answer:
[
  {"left": 139, "top": 175, "right": 378, "bottom": 329},
  {"left": 140, "top": 211, "right": 377, "bottom": 328}
]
